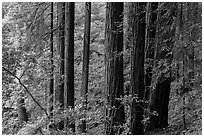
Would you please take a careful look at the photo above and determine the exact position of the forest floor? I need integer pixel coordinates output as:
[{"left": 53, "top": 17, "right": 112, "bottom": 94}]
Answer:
[{"left": 145, "top": 113, "right": 202, "bottom": 135}]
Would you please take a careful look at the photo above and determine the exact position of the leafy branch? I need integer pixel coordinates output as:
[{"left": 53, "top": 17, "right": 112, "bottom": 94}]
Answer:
[{"left": 2, "top": 66, "right": 49, "bottom": 117}]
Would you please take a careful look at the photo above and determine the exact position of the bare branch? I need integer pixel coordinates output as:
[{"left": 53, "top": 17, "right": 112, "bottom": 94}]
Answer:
[{"left": 2, "top": 66, "right": 49, "bottom": 117}]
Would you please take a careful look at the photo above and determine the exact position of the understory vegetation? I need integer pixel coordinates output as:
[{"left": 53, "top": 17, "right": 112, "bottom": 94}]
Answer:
[{"left": 2, "top": 2, "right": 202, "bottom": 135}]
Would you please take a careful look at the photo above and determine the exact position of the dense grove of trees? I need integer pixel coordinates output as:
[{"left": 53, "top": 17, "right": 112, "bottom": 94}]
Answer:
[{"left": 2, "top": 2, "right": 202, "bottom": 135}]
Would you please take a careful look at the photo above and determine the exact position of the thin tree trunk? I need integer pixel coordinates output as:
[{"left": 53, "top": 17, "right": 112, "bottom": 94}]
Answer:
[
  {"left": 57, "top": 2, "right": 65, "bottom": 130},
  {"left": 130, "top": 2, "right": 146, "bottom": 135},
  {"left": 64, "top": 2, "right": 75, "bottom": 132},
  {"left": 81, "top": 2, "right": 91, "bottom": 133},
  {"left": 48, "top": 2, "right": 54, "bottom": 129},
  {"left": 181, "top": 3, "right": 187, "bottom": 129},
  {"left": 187, "top": 2, "right": 199, "bottom": 86},
  {"left": 105, "top": 2, "right": 125, "bottom": 135},
  {"left": 39, "top": 3, "right": 45, "bottom": 39}
]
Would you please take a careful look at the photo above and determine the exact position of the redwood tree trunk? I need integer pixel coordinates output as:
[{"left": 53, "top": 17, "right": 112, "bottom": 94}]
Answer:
[
  {"left": 124, "top": 2, "right": 132, "bottom": 51},
  {"left": 64, "top": 2, "right": 75, "bottom": 132},
  {"left": 81, "top": 2, "right": 91, "bottom": 133},
  {"left": 105, "top": 2, "right": 125, "bottom": 135},
  {"left": 144, "top": 2, "right": 158, "bottom": 103},
  {"left": 130, "top": 2, "right": 146, "bottom": 135},
  {"left": 57, "top": 2, "right": 65, "bottom": 130},
  {"left": 48, "top": 2, "right": 54, "bottom": 127},
  {"left": 144, "top": 2, "right": 158, "bottom": 132}
]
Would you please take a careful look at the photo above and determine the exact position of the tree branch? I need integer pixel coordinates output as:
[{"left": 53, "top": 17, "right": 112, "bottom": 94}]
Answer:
[{"left": 3, "top": 66, "right": 49, "bottom": 117}]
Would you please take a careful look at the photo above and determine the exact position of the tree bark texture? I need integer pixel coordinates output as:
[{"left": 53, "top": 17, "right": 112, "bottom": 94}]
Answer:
[
  {"left": 81, "top": 2, "right": 91, "bottom": 133},
  {"left": 124, "top": 2, "right": 133, "bottom": 51},
  {"left": 185, "top": 2, "right": 200, "bottom": 86},
  {"left": 105, "top": 2, "right": 125, "bottom": 135},
  {"left": 58, "top": 2, "right": 65, "bottom": 108},
  {"left": 144, "top": 3, "right": 158, "bottom": 132},
  {"left": 130, "top": 2, "right": 146, "bottom": 135},
  {"left": 48, "top": 2, "right": 54, "bottom": 127},
  {"left": 144, "top": 2, "right": 158, "bottom": 103},
  {"left": 57, "top": 2, "right": 65, "bottom": 130},
  {"left": 64, "top": 2, "right": 75, "bottom": 132}
]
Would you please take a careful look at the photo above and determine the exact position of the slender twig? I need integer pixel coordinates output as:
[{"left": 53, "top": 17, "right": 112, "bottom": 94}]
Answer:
[
  {"left": 19, "top": 67, "right": 29, "bottom": 79},
  {"left": 3, "top": 66, "right": 49, "bottom": 117}
]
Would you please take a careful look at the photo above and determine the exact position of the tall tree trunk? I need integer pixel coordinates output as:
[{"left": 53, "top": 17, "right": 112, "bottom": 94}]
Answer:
[
  {"left": 38, "top": 3, "right": 45, "bottom": 39},
  {"left": 187, "top": 2, "right": 199, "bottom": 86},
  {"left": 149, "top": 2, "right": 176, "bottom": 130},
  {"left": 105, "top": 2, "right": 125, "bottom": 135},
  {"left": 57, "top": 2, "right": 65, "bottom": 130},
  {"left": 178, "top": 2, "right": 191, "bottom": 130},
  {"left": 81, "top": 2, "right": 91, "bottom": 133},
  {"left": 144, "top": 2, "right": 158, "bottom": 108},
  {"left": 48, "top": 2, "right": 54, "bottom": 128},
  {"left": 124, "top": 2, "right": 132, "bottom": 51},
  {"left": 181, "top": 3, "right": 187, "bottom": 129},
  {"left": 64, "top": 2, "right": 75, "bottom": 132},
  {"left": 130, "top": 2, "right": 146, "bottom": 135},
  {"left": 144, "top": 2, "right": 158, "bottom": 132}
]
